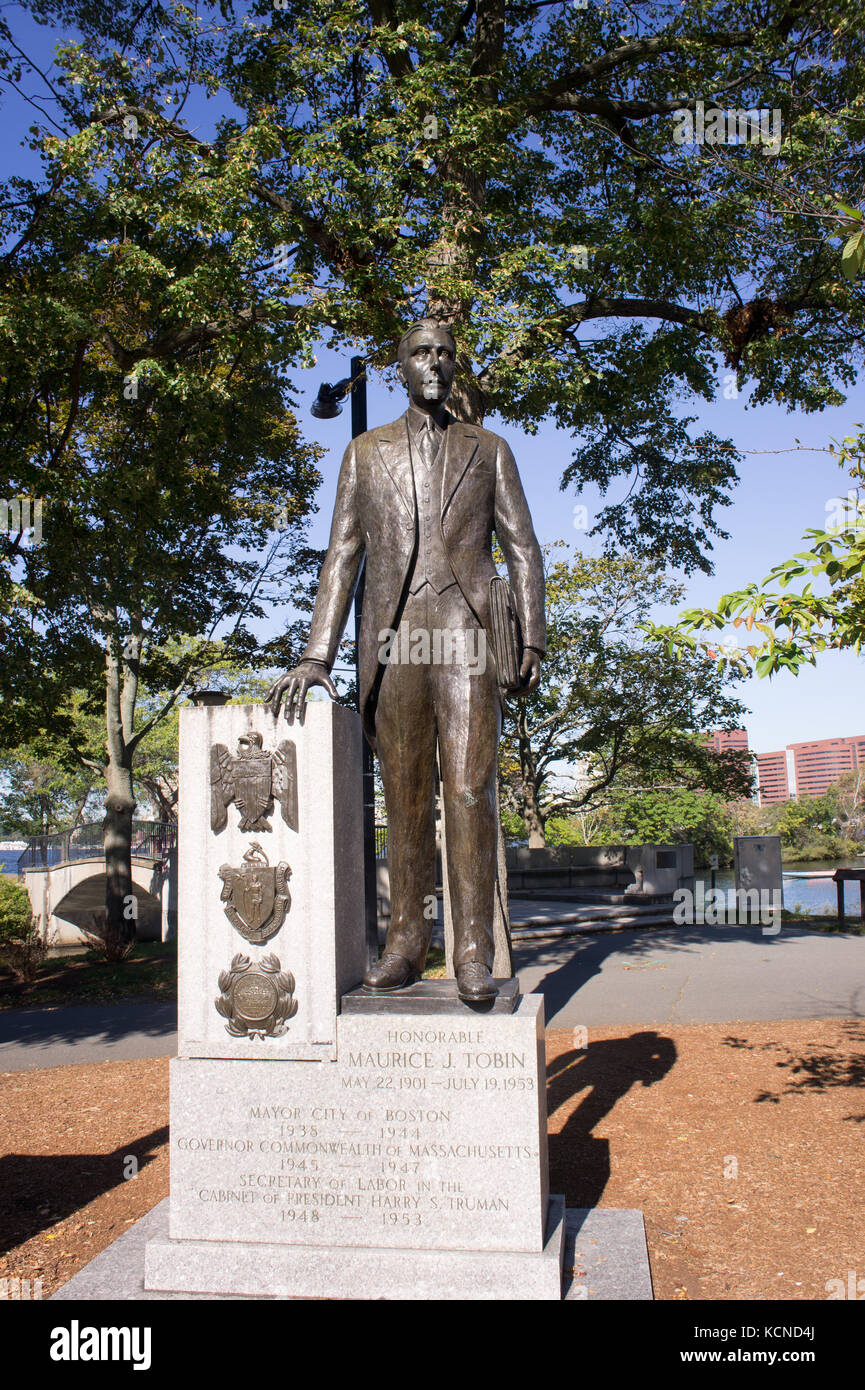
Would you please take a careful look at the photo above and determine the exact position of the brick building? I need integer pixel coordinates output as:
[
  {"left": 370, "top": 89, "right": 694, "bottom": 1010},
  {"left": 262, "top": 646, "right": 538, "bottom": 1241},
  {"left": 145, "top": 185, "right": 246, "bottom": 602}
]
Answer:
[
  {"left": 706, "top": 728, "right": 749, "bottom": 756},
  {"left": 754, "top": 751, "right": 790, "bottom": 805},
  {"left": 788, "top": 736, "right": 865, "bottom": 798}
]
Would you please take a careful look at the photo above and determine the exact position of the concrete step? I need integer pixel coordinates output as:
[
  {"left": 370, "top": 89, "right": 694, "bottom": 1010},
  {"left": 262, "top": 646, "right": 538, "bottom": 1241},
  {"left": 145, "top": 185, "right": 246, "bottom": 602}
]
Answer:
[
  {"left": 511, "top": 910, "right": 676, "bottom": 940},
  {"left": 512, "top": 899, "right": 675, "bottom": 924},
  {"left": 509, "top": 889, "right": 672, "bottom": 906}
]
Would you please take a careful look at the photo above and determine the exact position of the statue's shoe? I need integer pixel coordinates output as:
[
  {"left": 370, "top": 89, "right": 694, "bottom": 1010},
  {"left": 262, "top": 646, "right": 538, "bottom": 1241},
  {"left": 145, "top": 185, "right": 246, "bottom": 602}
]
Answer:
[
  {"left": 362, "top": 952, "right": 420, "bottom": 993},
  {"left": 456, "top": 962, "right": 498, "bottom": 1002}
]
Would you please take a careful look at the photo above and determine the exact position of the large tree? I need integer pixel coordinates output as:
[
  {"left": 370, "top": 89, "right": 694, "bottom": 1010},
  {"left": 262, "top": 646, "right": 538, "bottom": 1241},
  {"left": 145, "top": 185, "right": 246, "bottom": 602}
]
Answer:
[
  {"left": 0, "top": 734, "right": 100, "bottom": 837},
  {"left": 4, "top": 0, "right": 865, "bottom": 571},
  {"left": 1, "top": 2, "right": 329, "bottom": 939},
  {"left": 3, "top": 0, "right": 865, "bottom": 924}
]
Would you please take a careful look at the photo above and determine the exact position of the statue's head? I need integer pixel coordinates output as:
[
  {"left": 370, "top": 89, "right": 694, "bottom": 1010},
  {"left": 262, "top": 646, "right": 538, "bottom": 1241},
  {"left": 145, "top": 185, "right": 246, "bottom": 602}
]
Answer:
[
  {"left": 238, "top": 732, "right": 263, "bottom": 756},
  {"left": 396, "top": 318, "right": 456, "bottom": 409}
]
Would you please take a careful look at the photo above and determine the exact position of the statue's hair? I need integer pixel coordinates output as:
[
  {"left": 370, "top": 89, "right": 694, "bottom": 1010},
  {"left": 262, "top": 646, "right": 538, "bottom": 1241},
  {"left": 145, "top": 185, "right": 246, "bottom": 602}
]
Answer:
[{"left": 397, "top": 317, "right": 457, "bottom": 361}]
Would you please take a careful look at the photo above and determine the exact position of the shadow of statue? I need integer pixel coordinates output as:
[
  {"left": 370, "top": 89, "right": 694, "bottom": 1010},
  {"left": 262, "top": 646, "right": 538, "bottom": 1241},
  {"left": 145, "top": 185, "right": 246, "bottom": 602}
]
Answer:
[
  {"left": 0, "top": 1125, "right": 168, "bottom": 1255},
  {"left": 546, "top": 1031, "right": 677, "bottom": 1216}
]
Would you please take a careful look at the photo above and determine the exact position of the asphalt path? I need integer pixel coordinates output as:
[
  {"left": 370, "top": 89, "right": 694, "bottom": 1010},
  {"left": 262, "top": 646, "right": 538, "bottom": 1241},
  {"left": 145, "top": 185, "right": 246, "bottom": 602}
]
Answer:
[
  {"left": 0, "top": 1000, "right": 177, "bottom": 1072},
  {"left": 513, "top": 921, "right": 865, "bottom": 1028},
  {"left": 0, "top": 922, "right": 863, "bottom": 1070}
]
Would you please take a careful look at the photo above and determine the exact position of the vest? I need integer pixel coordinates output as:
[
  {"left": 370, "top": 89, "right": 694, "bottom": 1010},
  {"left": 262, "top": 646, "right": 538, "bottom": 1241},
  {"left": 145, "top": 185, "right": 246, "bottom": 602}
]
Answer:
[{"left": 407, "top": 423, "right": 457, "bottom": 594}]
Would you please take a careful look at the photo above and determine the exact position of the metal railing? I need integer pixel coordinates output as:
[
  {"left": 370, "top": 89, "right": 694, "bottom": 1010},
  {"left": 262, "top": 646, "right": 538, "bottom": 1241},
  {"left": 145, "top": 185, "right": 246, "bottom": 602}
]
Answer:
[
  {"left": 18, "top": 820, "right": 177, "bottom": 871},
  {"left": 375, "top": 823, "right": 388, "bottom": 859}
]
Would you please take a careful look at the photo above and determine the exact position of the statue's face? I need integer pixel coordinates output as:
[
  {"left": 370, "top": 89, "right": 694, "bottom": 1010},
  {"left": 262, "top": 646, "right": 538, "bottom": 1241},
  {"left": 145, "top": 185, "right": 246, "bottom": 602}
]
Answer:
[{"left": 397, "top": 326, "right": 456, "bottom": 408}]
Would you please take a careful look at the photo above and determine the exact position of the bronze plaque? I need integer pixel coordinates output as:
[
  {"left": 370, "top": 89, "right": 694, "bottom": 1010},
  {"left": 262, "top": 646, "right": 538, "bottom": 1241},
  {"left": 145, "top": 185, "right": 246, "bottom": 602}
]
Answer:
[{"left": 215, "top": 953, "right": 298, "bottom": 1039}]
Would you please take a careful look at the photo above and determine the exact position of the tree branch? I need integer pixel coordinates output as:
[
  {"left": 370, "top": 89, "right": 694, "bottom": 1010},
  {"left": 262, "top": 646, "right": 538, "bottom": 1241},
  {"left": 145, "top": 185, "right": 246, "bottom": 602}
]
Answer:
[
  {"left": 366, "top": 0, "right": 415, "bottom": 79},
  {"left": 537, "top": 28, "right": 757, "bottom": 100},
  {"left": 47, "top": 338, "right": 88, "bottom": 468},
  {"left": 101, "top": 306, "right": 276, "bottom": 373}
]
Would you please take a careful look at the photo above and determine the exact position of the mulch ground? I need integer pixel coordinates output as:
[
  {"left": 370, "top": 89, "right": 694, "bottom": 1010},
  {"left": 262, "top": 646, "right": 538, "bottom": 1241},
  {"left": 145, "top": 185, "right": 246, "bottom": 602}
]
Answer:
[{"left": 1, "top": 1017, "right": 863, "bottom": 1300}]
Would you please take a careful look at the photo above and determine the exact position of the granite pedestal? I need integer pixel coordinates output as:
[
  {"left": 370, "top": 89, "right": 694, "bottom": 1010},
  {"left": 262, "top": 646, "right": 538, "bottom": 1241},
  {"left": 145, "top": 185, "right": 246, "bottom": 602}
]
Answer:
[
  {"left": 145, "top": 995, "right": 566, "bottom": 1297},
  {"left": 144, "top": 703, "right": 566, "bottom": 1298},
  {"left": 175, "top": 702, "right": 366, "bottom": 1062}
]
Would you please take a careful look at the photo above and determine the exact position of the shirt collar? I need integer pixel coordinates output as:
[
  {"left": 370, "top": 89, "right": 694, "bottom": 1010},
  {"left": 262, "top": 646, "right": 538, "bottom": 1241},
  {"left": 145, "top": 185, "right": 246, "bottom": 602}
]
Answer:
[{"left": 407, "top": 404, "right": 448, "bottom": 438}]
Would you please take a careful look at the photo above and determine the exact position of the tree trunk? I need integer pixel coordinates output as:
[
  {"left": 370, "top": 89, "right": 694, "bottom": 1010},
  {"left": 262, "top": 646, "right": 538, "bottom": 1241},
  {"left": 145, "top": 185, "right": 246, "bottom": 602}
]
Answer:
[
  {"left": 103, "top": 630, "right": 140, "bottom": 942},
  {"left": 517, "top": 705, "right": 546, "bottom": 847},
  {"left": 104, "top": 761, "right": 135, "bottom": 940},
  {"left": 524, "top": 787, "right": 546, "bottom": 849}
]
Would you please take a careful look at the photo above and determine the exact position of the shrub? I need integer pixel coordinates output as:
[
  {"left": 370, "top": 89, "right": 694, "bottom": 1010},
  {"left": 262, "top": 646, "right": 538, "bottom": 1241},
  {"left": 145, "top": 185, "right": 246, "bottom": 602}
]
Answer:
[
  {"left": 0, "top": 876, "right": 47, "bottom": 982},
  {"left": 0, "top": 876, "right": 34, "bottom": 939},
  {"left": 81, "top": 909, "right": 135, "bottom": 963}
]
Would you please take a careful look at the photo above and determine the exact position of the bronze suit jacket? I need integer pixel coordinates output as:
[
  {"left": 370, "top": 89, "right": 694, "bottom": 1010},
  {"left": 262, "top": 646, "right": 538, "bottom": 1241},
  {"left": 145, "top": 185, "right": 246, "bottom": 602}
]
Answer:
[{"left": 302, "top": 408, "right": 546, "bottom": 748}]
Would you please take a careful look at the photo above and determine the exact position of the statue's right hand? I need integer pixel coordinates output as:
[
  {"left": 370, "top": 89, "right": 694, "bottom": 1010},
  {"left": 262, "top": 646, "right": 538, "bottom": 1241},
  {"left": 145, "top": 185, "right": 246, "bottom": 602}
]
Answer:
[{"left": 265, "top": 661, "right": 338, "bottom": 723}]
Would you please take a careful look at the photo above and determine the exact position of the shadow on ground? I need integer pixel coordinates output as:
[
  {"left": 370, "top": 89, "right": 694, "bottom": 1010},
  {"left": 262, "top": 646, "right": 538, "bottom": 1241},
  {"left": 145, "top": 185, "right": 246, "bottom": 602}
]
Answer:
[
  {"left": 546, "top": 1030, "right": 677, "bottom": 1208},
  {"left": 0, "top": 1001, "right": 177, "bottom": 1051},
  {"left": 723, "top": 1020, "right": 865, "bottom": 1116},
  {"left": 0, "top": 1126, "right": 168, "bottom": 1254}
]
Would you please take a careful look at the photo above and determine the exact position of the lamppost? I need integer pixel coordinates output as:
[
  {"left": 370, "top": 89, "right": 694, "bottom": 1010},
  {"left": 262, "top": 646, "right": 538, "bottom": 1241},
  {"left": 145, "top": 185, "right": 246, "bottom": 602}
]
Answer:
[{"left": 311, "top": 356, "right": 379, "bottom": 966}]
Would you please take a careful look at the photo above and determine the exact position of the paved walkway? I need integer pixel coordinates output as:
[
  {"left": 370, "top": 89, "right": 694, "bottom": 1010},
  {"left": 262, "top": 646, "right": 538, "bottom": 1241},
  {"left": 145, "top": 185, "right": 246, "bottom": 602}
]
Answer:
[
  {"left": 0, "top": 1000, "right": 177, "bottom": 1072},
  {"left": 1, "top": 921, "right": 863, "bottom": 1069},
  {"left": 513, "top": 922, "right": 865, "bottom": 1028}
]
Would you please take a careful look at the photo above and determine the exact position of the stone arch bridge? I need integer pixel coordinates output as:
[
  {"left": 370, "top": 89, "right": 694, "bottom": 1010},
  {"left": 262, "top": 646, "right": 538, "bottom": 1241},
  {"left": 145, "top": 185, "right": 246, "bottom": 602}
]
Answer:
[{"left": 19, "top": 821, "right": 177, "bottom": 947}]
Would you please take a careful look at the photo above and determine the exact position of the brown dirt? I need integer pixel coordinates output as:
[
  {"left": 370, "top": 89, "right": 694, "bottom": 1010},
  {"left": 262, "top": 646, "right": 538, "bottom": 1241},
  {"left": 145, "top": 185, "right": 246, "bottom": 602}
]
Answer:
[
  {"left": 546, "top": 1019, "right": 865, "bottom": 1300},
  {"left": 1, "top": 1018, "right": 863, "bottom": 1300},
  {"left": 0, "top": 1057, "right": 169, "bottom": 1297}
]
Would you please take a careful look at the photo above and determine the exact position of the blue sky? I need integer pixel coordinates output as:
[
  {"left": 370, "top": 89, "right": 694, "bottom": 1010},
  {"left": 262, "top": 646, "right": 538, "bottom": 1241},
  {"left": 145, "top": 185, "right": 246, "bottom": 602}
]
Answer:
[{"left": 4, "top": 5, "right": 863, "bottom": 758}]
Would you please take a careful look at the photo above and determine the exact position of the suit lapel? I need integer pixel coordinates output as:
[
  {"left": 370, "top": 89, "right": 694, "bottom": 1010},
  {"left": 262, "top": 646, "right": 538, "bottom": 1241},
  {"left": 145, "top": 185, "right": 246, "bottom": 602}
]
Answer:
[
  {"left": 374, "top": 413, "right": 415, "bottom": 519},
  {"left": 442, "top": 421, "right": 480, "bottom": 517}
]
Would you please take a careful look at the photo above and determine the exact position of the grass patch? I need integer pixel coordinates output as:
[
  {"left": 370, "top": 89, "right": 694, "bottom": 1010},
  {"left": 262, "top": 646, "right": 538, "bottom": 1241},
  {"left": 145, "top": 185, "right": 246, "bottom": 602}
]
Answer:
[
  {"left": 780, "top": 909, "right": 864, "bottom": 934},
  {"left": 0, "top": 939, "right": 177, "bottom": 1011},
  {"left": 422, "top": 945, "right": 447, "bottom": 979}
]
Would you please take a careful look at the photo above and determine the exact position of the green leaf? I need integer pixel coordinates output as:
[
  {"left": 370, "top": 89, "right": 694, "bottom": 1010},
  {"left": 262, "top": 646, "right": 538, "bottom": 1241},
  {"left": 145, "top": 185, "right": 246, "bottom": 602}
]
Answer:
[{"left": 841, "top": 230, "right": 865, "bottom": 280}]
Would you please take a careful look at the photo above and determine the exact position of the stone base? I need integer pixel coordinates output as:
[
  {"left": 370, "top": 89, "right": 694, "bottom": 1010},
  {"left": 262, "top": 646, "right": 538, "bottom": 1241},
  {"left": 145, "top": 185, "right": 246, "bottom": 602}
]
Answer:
[
  {"left": 144, "top": 1194, "right": 566, "bottom": 1301},
  {"left": 52, "top": 1198, "right": 653, "bottom": 1300},
  {"left": 341, "top": 978, "right": 520, "bottom": 1015},
  {"left": 162, "top": 999, "right": 551, "bottom": 1255}
]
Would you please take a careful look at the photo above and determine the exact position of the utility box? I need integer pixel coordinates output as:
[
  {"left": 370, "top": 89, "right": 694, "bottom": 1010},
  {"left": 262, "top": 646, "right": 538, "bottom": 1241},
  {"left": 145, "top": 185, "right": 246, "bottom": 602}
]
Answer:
[{"left": 734, "top": 835, "right": 783, "bottom": 913}]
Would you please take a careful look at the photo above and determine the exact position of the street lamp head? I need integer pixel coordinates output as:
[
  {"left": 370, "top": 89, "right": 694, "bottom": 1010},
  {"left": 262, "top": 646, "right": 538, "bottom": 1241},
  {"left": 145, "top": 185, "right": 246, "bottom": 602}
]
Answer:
[{"left": 311, "top": 383, "right": 345, "bottom": 419}]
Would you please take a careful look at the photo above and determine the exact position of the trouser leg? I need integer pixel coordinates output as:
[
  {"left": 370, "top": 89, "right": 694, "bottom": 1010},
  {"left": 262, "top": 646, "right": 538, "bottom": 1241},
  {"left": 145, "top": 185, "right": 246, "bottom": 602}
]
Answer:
[
  {"left": 374, "top": 590, "right": 437, "bottom": 971},
  {"left": 431, "top": 587, "right": 501, "bottom": 971}
]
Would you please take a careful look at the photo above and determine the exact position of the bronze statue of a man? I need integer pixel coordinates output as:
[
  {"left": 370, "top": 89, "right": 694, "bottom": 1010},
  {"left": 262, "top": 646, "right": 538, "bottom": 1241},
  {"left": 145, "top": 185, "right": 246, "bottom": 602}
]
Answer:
[{"left": 266, "top": 320, "right": 545, "bottom": 1002}]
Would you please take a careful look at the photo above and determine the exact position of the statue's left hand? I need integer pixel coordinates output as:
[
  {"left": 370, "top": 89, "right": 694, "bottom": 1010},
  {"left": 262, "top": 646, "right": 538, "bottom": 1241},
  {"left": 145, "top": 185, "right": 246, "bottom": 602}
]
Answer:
[{"left": 519, "top": 649, "right": 542, "bottom": 694}]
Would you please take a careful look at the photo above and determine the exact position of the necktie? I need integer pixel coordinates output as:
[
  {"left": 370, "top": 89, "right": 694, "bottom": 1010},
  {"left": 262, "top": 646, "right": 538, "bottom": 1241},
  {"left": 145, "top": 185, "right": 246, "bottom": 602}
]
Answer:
[{"left": 418, "top": 417, "right": 437, "bottom": 470}]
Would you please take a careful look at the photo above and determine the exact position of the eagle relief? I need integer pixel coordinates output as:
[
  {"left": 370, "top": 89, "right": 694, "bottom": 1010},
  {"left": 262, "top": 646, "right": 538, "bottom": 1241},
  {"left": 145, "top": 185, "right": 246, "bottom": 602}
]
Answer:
[
  {"left": 218, "top": 843, "right": 291, "bottom": 945},
  {"left": 210, "top": 732, "right": 298, "bottom": 833}
]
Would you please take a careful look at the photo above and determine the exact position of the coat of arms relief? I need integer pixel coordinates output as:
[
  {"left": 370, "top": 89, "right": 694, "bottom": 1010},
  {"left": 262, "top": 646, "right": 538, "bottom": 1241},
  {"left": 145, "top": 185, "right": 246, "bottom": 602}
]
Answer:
[{"left": 218, "top": 842, "right": 291, "bottom": 945}]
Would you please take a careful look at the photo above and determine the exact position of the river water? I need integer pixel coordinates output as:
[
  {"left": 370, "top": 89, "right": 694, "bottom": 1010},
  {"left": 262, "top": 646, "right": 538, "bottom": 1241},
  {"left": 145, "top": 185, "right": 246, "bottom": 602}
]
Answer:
[{"left": 712, "top": 859, "right": 865, "bottom": 915}]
